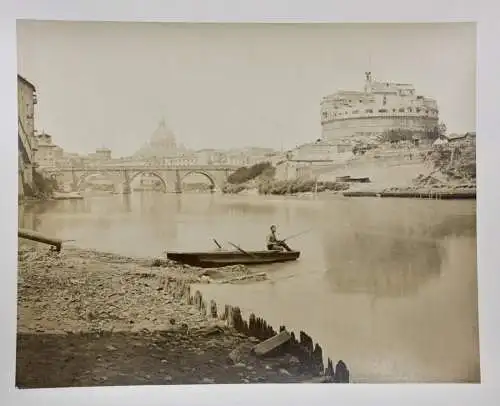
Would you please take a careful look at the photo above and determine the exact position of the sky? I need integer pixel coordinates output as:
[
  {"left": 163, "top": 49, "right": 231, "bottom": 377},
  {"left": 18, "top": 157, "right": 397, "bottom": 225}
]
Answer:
[{"left": 16, "top": 21, "right": 476, "bottom": 158}]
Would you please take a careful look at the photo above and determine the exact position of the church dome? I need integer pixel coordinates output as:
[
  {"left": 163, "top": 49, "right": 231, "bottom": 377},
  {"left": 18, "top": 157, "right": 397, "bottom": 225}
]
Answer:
[
  {"left": 134, "top": 118, "right": 179, "bottom": 159},
  {"left": 150, "top": 118, "right": 176, "bottom": 146}
]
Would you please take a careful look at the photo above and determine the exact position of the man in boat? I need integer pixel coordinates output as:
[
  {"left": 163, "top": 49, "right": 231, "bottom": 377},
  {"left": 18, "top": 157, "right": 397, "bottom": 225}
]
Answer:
[{"left": 267, "top": 225, "right": 292, "bottom": 252}]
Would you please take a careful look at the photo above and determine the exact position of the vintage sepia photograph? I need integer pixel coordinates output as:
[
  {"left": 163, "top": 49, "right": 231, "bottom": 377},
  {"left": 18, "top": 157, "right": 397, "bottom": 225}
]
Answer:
[{"left": 16, "top": 21, "right": 478, "bottom": 387}]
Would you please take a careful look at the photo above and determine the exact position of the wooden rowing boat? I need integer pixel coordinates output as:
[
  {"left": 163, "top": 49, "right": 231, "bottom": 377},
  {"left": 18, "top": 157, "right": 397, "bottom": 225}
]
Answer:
[{"left": 166, "top": 250, "right": 300, "bottom": 268}]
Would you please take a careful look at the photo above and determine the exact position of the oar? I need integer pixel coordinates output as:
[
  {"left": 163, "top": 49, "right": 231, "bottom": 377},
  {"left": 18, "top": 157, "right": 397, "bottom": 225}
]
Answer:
[
  {"left": 227, "top": 241, "right": 258, "bottom": 259},
  {"left": 213, "top": 239, "right": 223, "bottom": 249}
]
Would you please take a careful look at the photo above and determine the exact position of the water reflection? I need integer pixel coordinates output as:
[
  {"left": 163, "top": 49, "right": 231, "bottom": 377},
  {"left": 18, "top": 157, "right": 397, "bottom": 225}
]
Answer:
[
  {"left": 122, "top": 194, "right": 132, "bottom": 212},
  {"left": 220, "top": 201, "right": 278, "bottom": 217},
  {"left": 322, "top": 231, "right": 442, "bottom": 297},
  {"left": 325, "top": 237, "right": 441, "bottom": 296},
  {"left": 430, "top": 213, "right": 477, "bottom": 239}
]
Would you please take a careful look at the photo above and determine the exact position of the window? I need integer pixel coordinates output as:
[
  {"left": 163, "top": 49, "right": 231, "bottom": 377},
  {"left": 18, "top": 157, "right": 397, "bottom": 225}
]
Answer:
[
  {"left": 365, "top": 109, "right": 373, "bottom": 113},
  {"left": 398, "top": 108, "right": 405, "bottom": 113},
  {"left": 378, "top": 108, "right": 388, "bottom": 113},
  {"left": 408, "top": 108, "right": 413, "bottom": 112}
]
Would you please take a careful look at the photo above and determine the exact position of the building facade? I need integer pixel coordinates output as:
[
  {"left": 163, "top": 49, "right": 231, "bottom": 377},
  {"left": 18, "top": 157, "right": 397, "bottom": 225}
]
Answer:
[
  {"left": 289, "top": 139, "right": 353, "bottom": 161},
  {"left": 320, "top": 72, "right": 439, "bottom": 143},
  {"left": 274, "top": 159, "right": 342, "bottom": 181},
  {"left": 88, "top": 147, "right": 112, "bottom": 162},
  {"left": 18, "top": 74, "right": 38, "bottom": 196},
  {"left": 34, "top": 132, "right": 64, "bottom": 168}
]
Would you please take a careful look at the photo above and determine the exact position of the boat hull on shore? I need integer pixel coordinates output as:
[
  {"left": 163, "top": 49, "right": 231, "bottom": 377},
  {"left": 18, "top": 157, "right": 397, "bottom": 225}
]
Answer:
[{"left": 166, "top": 250, "right": 301, "bottom": 268}]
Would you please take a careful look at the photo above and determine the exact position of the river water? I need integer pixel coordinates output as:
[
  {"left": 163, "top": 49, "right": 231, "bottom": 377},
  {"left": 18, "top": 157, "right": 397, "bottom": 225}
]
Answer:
[{"left": 19, "top": 192, "right": 479, "bottom": 383}]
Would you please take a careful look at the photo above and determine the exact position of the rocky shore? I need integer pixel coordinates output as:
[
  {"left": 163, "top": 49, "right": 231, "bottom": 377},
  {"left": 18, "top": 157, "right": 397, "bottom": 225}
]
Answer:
[{"left": 16, "top": 243, "right": 348, "bottom": 388}]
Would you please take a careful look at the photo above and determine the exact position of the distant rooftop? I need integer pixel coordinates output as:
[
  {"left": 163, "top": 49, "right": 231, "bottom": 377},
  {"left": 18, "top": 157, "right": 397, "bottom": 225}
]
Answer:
[
  {"left": 446, "top": 132, "right": 476, "bottom": 140},
  {"left": 17, "top": 74, "right": 36, "bottom": 90}
]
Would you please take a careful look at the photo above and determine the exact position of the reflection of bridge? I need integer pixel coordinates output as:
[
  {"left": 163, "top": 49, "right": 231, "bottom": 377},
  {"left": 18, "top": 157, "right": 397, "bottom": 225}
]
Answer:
[{"left": 43, "top": 165, "right": 240, "bottom": 193}]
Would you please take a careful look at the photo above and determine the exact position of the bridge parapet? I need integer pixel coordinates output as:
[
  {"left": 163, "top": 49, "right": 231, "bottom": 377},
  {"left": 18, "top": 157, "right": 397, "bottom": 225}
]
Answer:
[
  {"left": 43, "top": 164, "right": 241, "bottom": 172},
  {"left": 43, "top": 164, "right": 239, "bottom": 194}
]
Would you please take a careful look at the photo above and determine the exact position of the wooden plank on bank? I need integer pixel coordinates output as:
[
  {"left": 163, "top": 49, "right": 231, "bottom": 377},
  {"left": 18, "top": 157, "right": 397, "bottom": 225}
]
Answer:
[
  {"left": 252, "top": 330, "right": 291, "bottom": 357},
  {"left": 18, "top": 228, "right": 63, "bottom": 252}
]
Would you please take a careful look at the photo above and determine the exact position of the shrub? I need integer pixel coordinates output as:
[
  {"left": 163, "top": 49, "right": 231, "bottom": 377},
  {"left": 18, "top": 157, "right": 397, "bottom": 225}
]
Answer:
[
  {"left": 227, "top": 162, "right": 273, "bottom": 184},
  {"left": 32, "top": 169, "right": 58, "bottom": 196},
  {"left": 380, "top": 122, "right": 446, "bottom": 144},
  {"left": 258, "top": 179, "right": 349, "bottom": 195}
]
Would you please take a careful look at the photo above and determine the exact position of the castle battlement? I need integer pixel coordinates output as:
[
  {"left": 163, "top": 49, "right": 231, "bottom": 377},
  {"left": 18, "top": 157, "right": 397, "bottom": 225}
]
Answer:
[{"left": 320, "top": 73, "right": 439, "bottom": 143}]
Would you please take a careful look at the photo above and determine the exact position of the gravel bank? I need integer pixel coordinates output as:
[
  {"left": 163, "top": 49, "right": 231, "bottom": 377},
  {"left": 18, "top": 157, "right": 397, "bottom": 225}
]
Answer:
[{"left": 16, "top": 243, "right": 330, "bottom": 387}]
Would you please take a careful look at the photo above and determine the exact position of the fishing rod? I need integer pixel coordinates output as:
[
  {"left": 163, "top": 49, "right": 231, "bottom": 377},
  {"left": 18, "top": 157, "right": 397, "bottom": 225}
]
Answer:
[{"left": 281, "top": 228, "right": 314, "bottom": 242}]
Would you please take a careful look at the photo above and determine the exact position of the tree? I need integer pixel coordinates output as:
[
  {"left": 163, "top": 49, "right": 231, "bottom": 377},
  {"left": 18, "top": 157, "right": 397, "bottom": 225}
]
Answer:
[
  {"left": 32, "top": 168, "right": 58, "bottom": 197},
  {"left": 422, "top": 121, "right": 447, "bottom": 141},
  {"left": 381, "top": 128, "right": 414, "bottom": 143},
  {"left": 438, "top": 122, "right": 447, "bottom": 137}
]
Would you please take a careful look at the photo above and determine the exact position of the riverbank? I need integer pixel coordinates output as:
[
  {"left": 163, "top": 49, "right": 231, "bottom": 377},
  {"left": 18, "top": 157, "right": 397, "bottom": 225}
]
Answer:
[
  {"left": 343, "top": 186, "right": 476, "bottom": 199},
  {"left": 52, "top": 191, "right": 84, "bottom": 200},
  {"left": 223, "top": 180, "right": 349, "bottom": 196},
  {"left": 18, "top": 194, "right": 54, "bottom": 205},
  {"left": 19, "top": 190, "right": 83, "bottom": 205},
  {"left": 17, "top": 243, "right": 348, "bottom": 387},
  {"left": 222, "top": 170, "right": 476, "bottom": 200}
]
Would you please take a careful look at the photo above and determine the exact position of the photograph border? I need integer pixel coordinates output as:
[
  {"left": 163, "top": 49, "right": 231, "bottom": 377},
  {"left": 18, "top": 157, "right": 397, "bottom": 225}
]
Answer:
[{"left": 1, "top": 0, "right": 499, "bottom": 405}]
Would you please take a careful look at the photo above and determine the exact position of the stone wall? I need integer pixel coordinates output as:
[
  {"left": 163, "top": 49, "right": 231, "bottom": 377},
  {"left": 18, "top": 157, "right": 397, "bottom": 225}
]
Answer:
[{"left": 322, "top": 115, "right": 439, "bottom": 142}]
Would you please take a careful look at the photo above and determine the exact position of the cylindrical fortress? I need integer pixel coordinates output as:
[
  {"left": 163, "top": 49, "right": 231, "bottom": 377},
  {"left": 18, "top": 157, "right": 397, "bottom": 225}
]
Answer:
[{"left": 320, "top": 72, "right": 439, "bottom": 142}]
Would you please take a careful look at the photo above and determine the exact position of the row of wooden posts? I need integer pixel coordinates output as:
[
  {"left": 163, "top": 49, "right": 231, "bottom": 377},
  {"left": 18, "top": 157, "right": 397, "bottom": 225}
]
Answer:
[{"left": 165, "top": 277, "right": 350, "bottom": 383}]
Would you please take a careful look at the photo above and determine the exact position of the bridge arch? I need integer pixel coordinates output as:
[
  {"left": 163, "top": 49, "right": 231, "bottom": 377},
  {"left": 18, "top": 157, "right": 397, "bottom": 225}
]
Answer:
[
  {"left": 76, "top": 172, "right": 124, "bottom": 192},
  {"left": 128, "top": 171, "right": 168, "bottom": 193},
  {"left": 180, "top": 170, "right": 217, "bottom": 192}
]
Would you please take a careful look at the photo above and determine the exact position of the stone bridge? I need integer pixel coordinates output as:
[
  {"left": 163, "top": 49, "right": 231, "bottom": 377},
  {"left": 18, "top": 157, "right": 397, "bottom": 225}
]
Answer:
[{"left": 43, "top": 165, "right": 240, "bottom": 193}]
